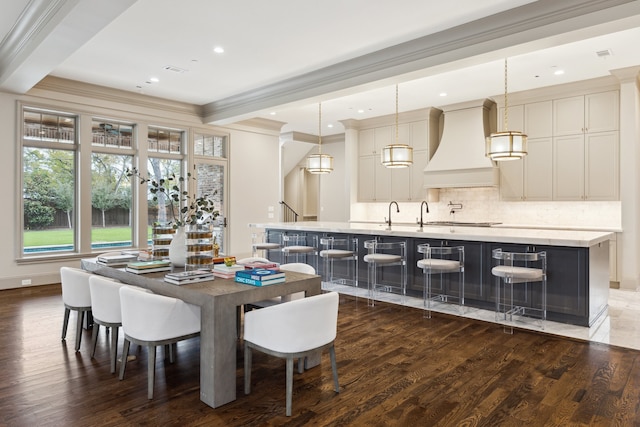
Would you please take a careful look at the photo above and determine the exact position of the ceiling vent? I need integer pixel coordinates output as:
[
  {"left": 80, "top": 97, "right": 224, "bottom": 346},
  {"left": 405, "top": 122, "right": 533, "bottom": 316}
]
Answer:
[
  {"left": 595, "top": 49, "right": 612, "bottom": 58},
  {"left": 163, "top": 65, "right": 187, "bottom": 73}
]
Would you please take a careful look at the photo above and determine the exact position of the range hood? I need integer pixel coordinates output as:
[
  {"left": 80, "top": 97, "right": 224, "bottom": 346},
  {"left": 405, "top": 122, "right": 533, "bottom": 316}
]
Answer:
[{"left": 424, "top": 99, "right": 498, "bottom": 188}]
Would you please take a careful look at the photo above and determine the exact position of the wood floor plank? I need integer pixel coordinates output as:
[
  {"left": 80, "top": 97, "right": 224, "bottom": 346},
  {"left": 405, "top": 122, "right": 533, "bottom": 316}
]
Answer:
[{"left": 1, "top": 284, "right": 640, "bottom": 426}]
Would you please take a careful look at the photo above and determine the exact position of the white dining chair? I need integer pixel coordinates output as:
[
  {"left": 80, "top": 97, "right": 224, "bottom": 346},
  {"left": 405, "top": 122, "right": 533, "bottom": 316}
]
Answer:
[
  {"left": 60, "top": 266, "right": 93, "bottom": 352},
  {"left": 89, "top": 275, "right": 125, "bottom": 373},
  {"left": 118, "top": 286, "right": 201, "bottom": 399},
  {"left": 244, "top": 291, "right": 340, "bottom": 416}
]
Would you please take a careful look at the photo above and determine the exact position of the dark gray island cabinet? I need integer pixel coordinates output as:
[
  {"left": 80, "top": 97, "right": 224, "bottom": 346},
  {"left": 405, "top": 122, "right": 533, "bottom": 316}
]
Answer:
[{"left": 253, "top": 221, "right": 613, "bottom": 327}]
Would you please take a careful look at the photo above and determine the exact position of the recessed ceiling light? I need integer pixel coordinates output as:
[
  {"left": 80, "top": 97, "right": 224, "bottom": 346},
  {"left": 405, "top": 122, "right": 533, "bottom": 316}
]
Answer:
[
  {"left": 554, "top": 69, "right": 565, "bottom": 76},
  {"left": 149, "top": 77, "right": 159, "bottom": 83},
  {"left": 213, "top": 46, "right": 225, "bottom": 54},
  {"left": 357, "top": 109, "right": 365, "bottom": 114},
  {"left": 439, "top": 92, "right": 447, "bottom": 97},
  {"left": 269, "top": 111, "right": 276, "bottom": 115},
  {"left": 327, "top": 124, "right": 334, "bottom": 128}
]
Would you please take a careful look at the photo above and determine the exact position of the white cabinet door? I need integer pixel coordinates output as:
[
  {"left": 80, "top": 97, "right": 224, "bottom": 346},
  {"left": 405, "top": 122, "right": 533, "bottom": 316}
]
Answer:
[
  {"left": 358, "top": 155, "right": 375, "bottom": 202},
  {"left": 410, "top": 150, "right": 428, "bottom": 201},
  {"left": 410, "top": 121, "right": 429, "bottom": 151},
  {"left": 524, "top": 137, "right": 552, "bottom": 200},
  {"left": 374, "top": 126, "right": 393, "bottom": 153},
  {"left": 553, "top": 96, "right": 585, "bottom": 136},
  {"left": 585, "top": 131, "right": 618, "bottom": 200},
  {"left": 553, "top": 134, "right": 585, "bottom": 200},
  {"left": 391, "top": 166, "right": 411, "bottom": 201},
  {"left": 499, "top": 159, "right": 524, "bottom": 201},
  {"left": 525, "top": 101, "right": 552, "bottom": 138},
  {"left": 374, "top": 159, "right": 391, "bottom": 201},
  {"left": 585, "top": 91, "right": 619, "bottom": 133},
  {"left": 359, "top": 128, "right": 375, "bottom": 156},
  {"left": 498, "top": 104, "right": 524, "bottom": 132}
]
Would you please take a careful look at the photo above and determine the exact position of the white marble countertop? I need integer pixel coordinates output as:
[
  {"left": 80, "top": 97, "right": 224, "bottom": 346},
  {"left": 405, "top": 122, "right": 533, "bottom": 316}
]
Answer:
[{"left": 250, "top": 221, "right": 614, "bottom": 248}]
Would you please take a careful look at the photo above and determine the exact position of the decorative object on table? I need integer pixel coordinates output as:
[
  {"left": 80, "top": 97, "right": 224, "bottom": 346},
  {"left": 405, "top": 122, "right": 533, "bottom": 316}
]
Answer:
[
  {"left": 164, "top": 269, "right": 214, "bottom": 285},
  {"left": 126, "top": 167, "right": 220, "bottom": 267},
  {"left": 213, "top": 256, "right": 234, "bottom": 265},
  {"left": 185, "top": 223, "right": 214, "bottom": 271},
  {"left": 235, "top": 268, "right": 286, "bottom": 286},
  {"left": 213, "top": 236, "right": 220, "bottom": 258},
  {"left": 125, "top": 259, "right": 172, "bottom": 274},
  {"left": 151, "top": 224, "right": 175, "bottom": 259}
]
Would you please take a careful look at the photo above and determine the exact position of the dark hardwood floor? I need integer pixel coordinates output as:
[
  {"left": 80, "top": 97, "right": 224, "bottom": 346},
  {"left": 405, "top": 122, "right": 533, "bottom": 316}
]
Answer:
[{"left": 1, "top": 284, "right": 639, "bottom": 426}]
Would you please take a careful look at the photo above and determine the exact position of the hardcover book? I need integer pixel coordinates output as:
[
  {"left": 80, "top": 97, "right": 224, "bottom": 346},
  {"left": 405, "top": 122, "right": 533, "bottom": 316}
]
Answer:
[
  {"left": 234, "top": 275, "right": 285, "bottom": 286},
  {"left": 126, "top": 260, "right": 171, "bottom": 270},
  {"left": 235, "top": 268, "right": 285, "bottom": 281},
  {"left": 165, "top": 270, "right": 213, "bottom": 280},
  {"left": 164, "top": 275, "right": 213, "bottom": 285}
]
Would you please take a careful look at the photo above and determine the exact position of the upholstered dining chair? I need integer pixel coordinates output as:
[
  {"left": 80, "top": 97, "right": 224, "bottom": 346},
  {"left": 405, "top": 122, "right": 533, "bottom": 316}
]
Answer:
[
  {"left": 244, "top": 291, "right": 340, "bottom": 416},
  {"left": 60, "top": 266, "right": 93, "bottom": 352},
  {"left": 88, "top": 275, "right": 125, "bottom": 373},
  {"left": 118, "top": 286, "right": 201, "bottom": 399}
]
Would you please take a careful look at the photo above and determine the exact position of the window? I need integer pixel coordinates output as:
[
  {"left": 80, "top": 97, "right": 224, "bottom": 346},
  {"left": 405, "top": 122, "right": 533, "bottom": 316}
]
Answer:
[
  {"left": 91, "top": 153, "right": 133, "bottom": 250},
  {"left": 92, "top": 119, "right": 133, "bottom": 148},
  {"left": 148, "top": 127, "right": 182, "bottom": 154},
  {"left": 22, "top": 108, "right": 77, "bottom": 254},
  {"left": 194, "top": 133, "right": 226, "bottom": 158}
]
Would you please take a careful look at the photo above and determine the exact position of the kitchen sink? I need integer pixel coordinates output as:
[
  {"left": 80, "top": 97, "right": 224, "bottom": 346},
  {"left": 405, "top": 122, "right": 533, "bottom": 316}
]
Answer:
[{"left": 423, "top": 221, "right": 501, "bottom": 227}]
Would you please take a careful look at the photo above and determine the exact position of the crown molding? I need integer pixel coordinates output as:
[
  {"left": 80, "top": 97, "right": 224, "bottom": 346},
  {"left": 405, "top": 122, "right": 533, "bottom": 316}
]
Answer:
[{"left": 203, "top": 0, "right": 640, "bottom": 125}]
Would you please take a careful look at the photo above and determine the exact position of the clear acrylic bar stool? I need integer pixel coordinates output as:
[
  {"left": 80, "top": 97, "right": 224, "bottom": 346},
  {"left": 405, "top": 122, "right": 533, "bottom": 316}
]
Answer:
[
  {"left": 363, "top": 240, "right": 407, "bottom": 307},
  {"left": 416, "top": 244, "right": 465, "bottom": 318},
  {"left": 251, "top": 230, "right": 281, "bottom": 259},
  {"left": 281, "top": 234, "right": 318, "bottom": 272},
  {"left": 319, "top": 236, "right": 358, "bottom": 290},
  {"left": 492, "top": 248, "right": 547, "bottom": 334}
]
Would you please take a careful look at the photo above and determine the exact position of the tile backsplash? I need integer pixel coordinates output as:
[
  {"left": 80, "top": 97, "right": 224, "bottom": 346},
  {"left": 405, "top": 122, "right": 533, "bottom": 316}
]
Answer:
[{"left": 350, "top": 187, "right": 621, "bottom": 230}]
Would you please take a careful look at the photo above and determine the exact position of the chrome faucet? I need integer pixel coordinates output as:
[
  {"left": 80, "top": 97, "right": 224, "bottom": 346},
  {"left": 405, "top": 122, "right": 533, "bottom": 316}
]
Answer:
[
  {"left": 448, "top": 201, "right": 463, "bottom": 216},
  {"left": 417, "top": 201, "right": 429, "bottom": 229},
  {"left": 386, "top": 201, "right": 399, "bottom": 228}
]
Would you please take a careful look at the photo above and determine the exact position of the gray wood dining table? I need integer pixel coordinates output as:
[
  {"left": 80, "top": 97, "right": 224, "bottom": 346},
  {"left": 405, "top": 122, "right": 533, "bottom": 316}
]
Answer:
[{"left": 81, "top": 258, "right": 321, "bottom": 408}]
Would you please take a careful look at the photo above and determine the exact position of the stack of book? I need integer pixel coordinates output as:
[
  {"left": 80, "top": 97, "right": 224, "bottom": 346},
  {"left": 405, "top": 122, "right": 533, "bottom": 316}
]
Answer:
[
  {"left": 96, "top": 253, "right": 138, "bottom": 267},
  {"left": 234, "top": 268, "right": 286, "bottom": 286},
  {"left": 125, "top": 260, "right": 172, "bottom": 274},
  {"left": 213, "top": 256, "right": 236, "bottom": 265},
  {"left": 212, "top": 263, "right": 245, "bottom": 279},
  {"left": 164, "top": 269, "right": 214, "bottom": 285}
]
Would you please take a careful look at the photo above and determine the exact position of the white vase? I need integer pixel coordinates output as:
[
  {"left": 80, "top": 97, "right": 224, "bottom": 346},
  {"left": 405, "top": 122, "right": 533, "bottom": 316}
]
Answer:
[{"left": 169, "top": 227, "right": 186, "bottom": 267}]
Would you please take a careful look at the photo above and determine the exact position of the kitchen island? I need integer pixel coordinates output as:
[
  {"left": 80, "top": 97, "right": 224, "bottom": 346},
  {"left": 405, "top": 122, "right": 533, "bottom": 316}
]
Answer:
[{"left": 251, "top": 221, "right": 614, "bottom": 327}]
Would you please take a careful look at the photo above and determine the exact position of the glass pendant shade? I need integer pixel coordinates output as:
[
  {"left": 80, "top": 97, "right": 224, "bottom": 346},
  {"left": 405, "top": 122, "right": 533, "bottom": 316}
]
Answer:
[
  {"left": 381, "top": 144, "right": 413, "bottom": 168},
  {"left": 306, "top": 102, "right": 333, "bottom": 174},
  {"left": 306, "top": 153, "right": 334, "bottom": 174},
  {"left": 486, "top": 58, "right": 528, "bottom": 161},
  {"left": 486, "top": 131, "right": 528, "bottom": 161},
  {"left": 382, "top": 84, "right": 413, "bottom": 168}
]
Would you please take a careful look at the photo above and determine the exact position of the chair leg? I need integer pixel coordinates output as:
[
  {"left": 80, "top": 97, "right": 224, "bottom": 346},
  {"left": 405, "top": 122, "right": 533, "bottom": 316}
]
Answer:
[
  {"left": 329, "top": 345, "right": 340, "bottom": 393},
  {"left": 75, "top": 310, "right": 84, "bottom": 352},
  {"left": 119, "top": 339, "right": 130, "bottom": 380},
  {"left": 148, "top": 345, "right": 156, "bottom": 399},
  {"left": 167, "top": 344, "right": 175, "bottom": 363},
  {"left": 244, "top": 342, "right": 252, "bottom": 395},
  {"left": 298, "top": 357, "right": 304, "bottom": 374},
  {"left": 285, "top": 357, "right": 294, "bottom": 417},
  {"left": 90, "top": 323, "right": 100, "bottom": 357},
  {"left": 61, "top": 308, "right": 70, "bottom": 340},
  {"left": 110, "top": 326, "right": 119, "bottom": 374}
]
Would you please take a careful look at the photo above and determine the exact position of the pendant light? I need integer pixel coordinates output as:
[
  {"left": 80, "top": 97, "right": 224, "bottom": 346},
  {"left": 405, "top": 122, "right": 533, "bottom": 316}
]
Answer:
[
  {"left": 381, "top": 84, "right": 413, "bottom": 168},
  {"left": 306, "top": 102, "right": 334, "bottom": 174},
  {"left": 486, "top": 58, "right": 528, "bottom": 161}
]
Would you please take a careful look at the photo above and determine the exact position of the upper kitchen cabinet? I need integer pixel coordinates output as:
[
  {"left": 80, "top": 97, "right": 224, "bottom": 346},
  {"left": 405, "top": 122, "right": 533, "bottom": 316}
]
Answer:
[
  {"left": 498, "top": 102, "right": 552, "bottom": 201},
  {"left": 553, "top": 91, "right": 619, "bottom": 136},
  {"left": 553, "top": 131, "right": 619, "bottom": 201},
  {"left": 358, "top": 109, "right": 439, "bottom": 202},
  {"left": 552, "top": 90, "right": 619, "bottom": 201}
]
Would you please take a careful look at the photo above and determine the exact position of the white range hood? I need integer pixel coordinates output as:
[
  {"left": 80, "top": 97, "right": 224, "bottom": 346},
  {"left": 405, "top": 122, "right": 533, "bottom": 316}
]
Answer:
[{"left": 424, "top": 99, "right": 498, "bottom": 188}]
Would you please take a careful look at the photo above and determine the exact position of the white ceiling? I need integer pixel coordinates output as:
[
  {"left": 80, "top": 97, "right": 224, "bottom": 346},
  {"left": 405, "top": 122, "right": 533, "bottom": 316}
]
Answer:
[{"left": 2, "top": 0, "right": 640, "bottom": 136}]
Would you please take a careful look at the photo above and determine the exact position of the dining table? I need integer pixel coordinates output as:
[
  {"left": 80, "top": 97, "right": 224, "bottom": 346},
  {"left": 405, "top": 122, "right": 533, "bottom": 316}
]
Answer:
[{"left": 81, "top": 258, "right": 322, "bottom": 408}]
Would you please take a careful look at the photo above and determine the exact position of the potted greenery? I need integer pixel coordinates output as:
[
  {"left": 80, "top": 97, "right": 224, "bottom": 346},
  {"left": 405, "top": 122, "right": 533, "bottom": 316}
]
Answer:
[{"left": 127, "top": 168, "right": 220, "bottom": 267}]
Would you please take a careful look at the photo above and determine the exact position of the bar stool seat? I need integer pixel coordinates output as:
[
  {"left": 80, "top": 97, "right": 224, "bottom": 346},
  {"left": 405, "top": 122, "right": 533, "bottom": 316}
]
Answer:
[
  {"left": 282, "top": 234, "right": 318, "bottom": 272},
  {"left": 492, "top": 248, "right": 547, "bottom": 334},
  {"left": 251, "top": 231, "right": 281, "bottom": 258},
  {"left": 417, "top": 244, "right": 464, "bottom": 318},
  {"left": 363, "top": 240, "right": 407, "bottom": 306}
]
